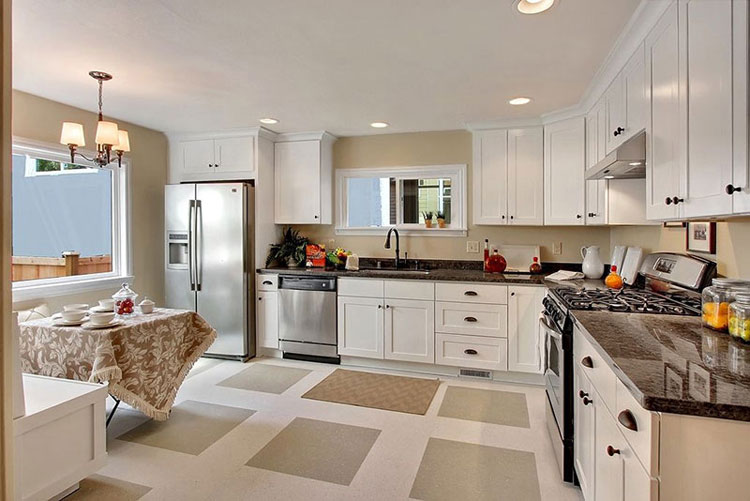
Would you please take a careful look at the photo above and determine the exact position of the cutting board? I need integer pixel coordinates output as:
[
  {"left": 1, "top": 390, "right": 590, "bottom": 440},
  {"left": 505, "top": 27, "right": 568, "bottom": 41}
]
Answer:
[
  {"left": 496, "top": 245, "right": 541, "bottom": 273},
  {"left": 621, "top": 246, "right": 643, "bottom": 285},
  {"left": 611, "top": 245, "right": 627, "bottom": 274}
]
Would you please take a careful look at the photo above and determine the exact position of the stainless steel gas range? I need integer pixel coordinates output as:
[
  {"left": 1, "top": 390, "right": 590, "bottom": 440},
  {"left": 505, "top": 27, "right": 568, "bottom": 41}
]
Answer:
[{"left": 542, "top": 252, "right": 716, "bottom": 483}]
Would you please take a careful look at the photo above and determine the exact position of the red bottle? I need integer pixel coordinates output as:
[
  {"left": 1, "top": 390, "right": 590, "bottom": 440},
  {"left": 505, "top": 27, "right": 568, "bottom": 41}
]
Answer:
[
  {"left": 485, "top": 249, "right": 507, "bottom": 274},
  {"left": 530, "top": 256, "right": 542, "bottom": 274}
]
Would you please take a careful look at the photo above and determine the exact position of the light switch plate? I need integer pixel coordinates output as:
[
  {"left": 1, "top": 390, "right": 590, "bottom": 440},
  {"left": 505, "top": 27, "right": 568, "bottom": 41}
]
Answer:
[
  {"left": 466, "top": 241, "right": 480, "bottom": 253},
  {"left": 553, "top": 242, "right": 563, "bottom": 255}
]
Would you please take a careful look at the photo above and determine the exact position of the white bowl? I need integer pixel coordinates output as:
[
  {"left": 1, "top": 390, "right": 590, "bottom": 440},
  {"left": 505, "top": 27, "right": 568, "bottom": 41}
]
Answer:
[
  {"left": 60, "top": 310, "right": 87, "bottom": 322},
  {"left": 89, "top": 312, "right": 115, "bottom": 326},
  {"left": 98, "top": 298, "right": 115, "bottom": 310},
  {"left": 63, "top": 303, "right": 89, "bottom": 312}
]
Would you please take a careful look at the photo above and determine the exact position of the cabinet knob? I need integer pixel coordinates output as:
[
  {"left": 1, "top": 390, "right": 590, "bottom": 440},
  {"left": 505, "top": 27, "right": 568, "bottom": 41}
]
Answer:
[
  {"left": 672, "top": 196, "right": 684, "bottom": 205},
  {"left": 464, "top": 316, "right": 478, "bottom": 323},
  {"left": 583, "top": 396, "right": 593, "bottom": 406},
  {"left": 726, "top": 184, "right": 743, "bottom": 195},
  {"left": 208, "top": 163, "right": 213, "bottom": 168},
  {"left": 581, "top": 356, "right": 594, "bottom": 368},
  {"left": 464, "top": 349, "right": 478, "bottom": 355},
  {"left": 510, "top": 215, "right": 514, "bottom": 220},
  {"left": 606, "top": 445, "right": 621, "bottom": 457},
  {"left": 314, "top": 215, "right": 319, "bottom": 219},
  {"left": 617, "top": 410, "right": 639, "bottom": 431},
  {"left": 258, "top": 296, "right": 262, "bottom": 301},
  {"left": 510, "top": 292, "right": 515, "bottom": 296},
  {"left": 501, "top": 215, "right": 506, "bottom": 219},
  {"left": 576, "top": 214, "right": 582, "bottom": 219},
  {"left": 579, "top": 390, "right": 589, "bottom": 399},
  {"left": 588, "top": 212, "right": 595, "bottom": 218},
  {"left": 665, "top": 197, "right": 673, "bottom": 205},
  {"left": 613, "top": 127, "right": 625, "bottom": 136},
  {"left": 386, "top": 304, "right": 390, "bottom": 309},
  {"left": 377, "top": 304, "right": 382, "bottom": 309}
]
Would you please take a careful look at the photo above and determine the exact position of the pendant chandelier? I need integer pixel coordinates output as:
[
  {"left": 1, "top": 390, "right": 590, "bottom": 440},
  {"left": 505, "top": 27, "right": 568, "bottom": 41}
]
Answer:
[{"left": 60, "top": 71, "right": 130, "bottom": 168}]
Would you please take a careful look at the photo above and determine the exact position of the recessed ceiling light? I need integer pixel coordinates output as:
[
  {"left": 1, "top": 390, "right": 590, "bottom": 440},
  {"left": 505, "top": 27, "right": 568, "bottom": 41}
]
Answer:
[
  {"left": 370, "top": 122, "right": 389, "bottom": 128},
  {"left": 515, "top": 0, "right": 556, "bottom": 15},
  {"left": 604, "top": 175, "right": 615, "bottom": 179},
  {"left": 628, "top": 161, "right": 643, "bottom": 166},
  {"left": 509, "top": 97, "right": 532, "bottom": 106},
  {"left": 259, "top": 118, "right": 279, "bottom": 125}
]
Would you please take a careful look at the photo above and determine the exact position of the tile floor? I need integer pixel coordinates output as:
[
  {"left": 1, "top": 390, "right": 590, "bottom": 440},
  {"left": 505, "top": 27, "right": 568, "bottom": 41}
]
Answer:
[{"left": 86, "top": 358, "right": 583, "bottom": 501}]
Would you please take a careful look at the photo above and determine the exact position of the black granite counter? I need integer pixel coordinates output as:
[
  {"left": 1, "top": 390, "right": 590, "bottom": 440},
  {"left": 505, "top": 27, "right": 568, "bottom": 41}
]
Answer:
[
  {"left": 574, "top": 310, "right": 750, "bottom": 422},
  {"left": 258, "top": 266, "right": 550, "bottom": 285}
]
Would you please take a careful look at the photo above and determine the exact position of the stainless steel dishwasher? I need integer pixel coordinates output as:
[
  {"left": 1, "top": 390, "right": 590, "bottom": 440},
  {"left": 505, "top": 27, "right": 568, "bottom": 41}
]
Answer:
[{"left": 278, "top": 275, "right": 339, "bottom": 362}]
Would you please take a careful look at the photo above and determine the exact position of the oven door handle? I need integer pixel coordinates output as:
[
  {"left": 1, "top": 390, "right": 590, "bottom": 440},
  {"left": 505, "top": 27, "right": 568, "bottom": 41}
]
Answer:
[{"left": 540, "top": 316, "right": 562, "bottom": 340}]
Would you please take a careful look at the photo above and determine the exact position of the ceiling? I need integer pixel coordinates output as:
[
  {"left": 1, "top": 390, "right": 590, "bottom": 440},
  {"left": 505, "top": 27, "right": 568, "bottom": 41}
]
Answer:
[{"left": 13, "top": 0, "right": 642, "bottom": 136}]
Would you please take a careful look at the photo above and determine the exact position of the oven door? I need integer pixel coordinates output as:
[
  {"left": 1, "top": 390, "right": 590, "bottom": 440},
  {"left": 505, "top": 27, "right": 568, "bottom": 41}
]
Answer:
[{"left": 541, "top": 313, "right": 564, "bottom": 431}]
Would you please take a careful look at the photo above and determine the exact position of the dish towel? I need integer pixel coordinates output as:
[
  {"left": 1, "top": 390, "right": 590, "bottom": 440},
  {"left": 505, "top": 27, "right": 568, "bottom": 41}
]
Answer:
[{"left": 546, "top": 270, "right": 585, "bottom": 281}]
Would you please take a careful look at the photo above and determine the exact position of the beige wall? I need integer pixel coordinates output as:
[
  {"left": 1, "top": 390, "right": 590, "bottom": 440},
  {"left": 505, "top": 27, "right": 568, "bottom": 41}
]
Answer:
[
  {"left": 11, "top": 90, "right": 168, "bottom": 311},
  {"left": 295, "top": 130, "right": 611, "bottom": 265}
]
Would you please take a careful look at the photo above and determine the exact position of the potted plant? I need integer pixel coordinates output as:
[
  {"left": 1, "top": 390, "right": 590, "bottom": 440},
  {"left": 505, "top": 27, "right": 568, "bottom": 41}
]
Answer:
[
  {"left": 436, "top": 211, "right": 446, "bottom": 228},
  {"left": 422, "top": 211, "right": 434, "bottom": 228},
  {"left": 266, "top": 227, "right": 309, "bottom": 268}
]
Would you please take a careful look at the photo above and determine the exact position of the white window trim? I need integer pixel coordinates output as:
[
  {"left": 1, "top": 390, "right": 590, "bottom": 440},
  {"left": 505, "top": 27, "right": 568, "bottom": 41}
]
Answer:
[
  {"left": 335, "top": 164, "right": 468, "bottom": 237},
  {"left": 11, "top": 137, "right": 133, "bottom": 302}
]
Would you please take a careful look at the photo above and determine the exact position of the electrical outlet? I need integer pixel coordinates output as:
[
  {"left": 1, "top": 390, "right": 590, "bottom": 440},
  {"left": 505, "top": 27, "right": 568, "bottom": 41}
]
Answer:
[
  {"left": 466, "top": 241, "right": 480, "bottom": 253},
  {"left": 553, "top": 242, "right": 563, "bottom": 255}
]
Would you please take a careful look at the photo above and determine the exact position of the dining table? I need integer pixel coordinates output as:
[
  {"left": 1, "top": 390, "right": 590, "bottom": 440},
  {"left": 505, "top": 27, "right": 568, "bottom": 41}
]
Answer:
[{"left": 18, "top": 308, "right": 217, "bottom": 422}]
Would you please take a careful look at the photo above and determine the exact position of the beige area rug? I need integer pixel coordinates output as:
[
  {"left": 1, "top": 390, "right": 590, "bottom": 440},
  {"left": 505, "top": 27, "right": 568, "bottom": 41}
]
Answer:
[
  {"left": 218, "top": 363, "right": 312, "bottom": 394},
  {"left": 302, "top": 369, "right": 440, "bottom": 415},
  {"left": 410, "top": 438, "right": 541, "bottom": 501},
  {"left": 437, "top": 386, "right": 530, "bottom": 428},
  {"left": 65, "top": 474, "right": 151, "bottom": 501}
]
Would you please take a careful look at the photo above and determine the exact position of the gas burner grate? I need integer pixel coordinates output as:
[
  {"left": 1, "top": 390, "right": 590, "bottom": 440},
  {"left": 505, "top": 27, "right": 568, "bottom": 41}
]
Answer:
[{"left": 552, "top": 286, "right": 701, "bottom": 316}]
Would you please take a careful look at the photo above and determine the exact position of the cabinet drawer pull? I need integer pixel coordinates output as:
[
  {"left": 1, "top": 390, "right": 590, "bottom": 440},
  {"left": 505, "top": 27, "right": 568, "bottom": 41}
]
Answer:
[
  {"left": 464, "top": 349, "right": 478, "bottom": 355},
  {"left": 581, "top": 356, "right": 593, "bottom": 368},
  {"left": 606, "top": 445, "right": 620, "bottom": 456},
  {"left": 464, "top": 291, "right": 478, "bottom": 296},
  {"left": 262, "top": 280, "right": 273, "bottom": 285},
  {"left": 464, "top": 316, "right": 478, "bottom": 323},
  {"left": 617, "top": 410, "right": 639, "bottom": 432}
]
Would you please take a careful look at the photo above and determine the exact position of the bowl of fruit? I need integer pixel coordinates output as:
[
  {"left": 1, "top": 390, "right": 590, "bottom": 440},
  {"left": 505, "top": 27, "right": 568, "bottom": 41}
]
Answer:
[
  {"left": 327, "top": 248, "right": 351, "bottom": 270},
  {"left": 113, "top": 283, "right": 138, "bottom": 316}
]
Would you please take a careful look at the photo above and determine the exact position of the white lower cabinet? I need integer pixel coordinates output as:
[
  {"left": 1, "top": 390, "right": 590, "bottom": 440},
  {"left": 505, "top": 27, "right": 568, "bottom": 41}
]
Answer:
[
  {"left": 256, "top": 291, "right": 279, "bottom": 349},
  {"left": 384, "top": 299, "right": 435, "bottom": 363},
  {"left": 507, "top": 286, "right": 545, "bottom": 374},
  {"left": 337, "top": 295, "right": 384, "bottom": 359},
  {"left": 574, "top": 364, "right": 596, "bottom": 501}
]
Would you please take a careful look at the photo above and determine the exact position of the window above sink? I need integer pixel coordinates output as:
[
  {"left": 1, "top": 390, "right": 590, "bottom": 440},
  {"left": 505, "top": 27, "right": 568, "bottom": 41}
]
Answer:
[{"left": 335, "top": 164, "right": 467, "bottom": 236}]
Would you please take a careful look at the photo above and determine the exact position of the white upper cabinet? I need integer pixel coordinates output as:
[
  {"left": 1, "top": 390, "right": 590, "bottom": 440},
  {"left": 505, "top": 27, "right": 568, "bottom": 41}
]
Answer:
[
  {"left": 645, "top": 2, "right": 681, "bottom": 220},
  {"left": 214, "top": 137, "right": 255, "bottom": 173},
  {"left": 604, "top": 75, "right": 627, "bottom": 154},
  {"left": 544, "top": 117, "right": 586, "bottom": 225},
  {"left": 170, "top": 131, "right": 260, "bottom": 183},
  {"left": 473, "top": 129, "right": 509, "bottom": 224},
  {"left": 473, "top": 128, "right": 543, "bottom": 226},
  {"left": 586, "top": 99, "right": 608, "bottom": 225},
  {"left": 507, "top": 128, "right": 544, "bottom": 225},
  {"left": 274, "top": 133, "right": 335, "bottom": 224},
  {"left": 181, "top": 139, "right": 216, "bottom": 176},
  {"left": 605, "top": 43, "right": 647, "bottom": 155}
]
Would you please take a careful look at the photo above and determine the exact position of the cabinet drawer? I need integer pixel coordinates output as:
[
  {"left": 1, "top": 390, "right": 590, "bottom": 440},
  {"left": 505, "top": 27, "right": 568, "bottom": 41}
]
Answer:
[
  {"left": 384, "top": 280, "right": 434, "bottom": 300},
  {"left": 435, "top": 282, "right": 508, "bottom": 304},
  {"left": 616, "top": 378, "right": 659, "bottom": 476},
  {"left": 435, "top": 302, "right": 507, "bottom": 338},
  {"left": 338, "top": 278, "right": 384, "bottom": 297},
  {"left": 257, "top": 274, "right": 278, "bottom": 291},
  {"left": 435, "top": 333, "right": 507, "bottom": 371},
  {"left": 575, "top": 326, "right": 617, "bottom": 413}
]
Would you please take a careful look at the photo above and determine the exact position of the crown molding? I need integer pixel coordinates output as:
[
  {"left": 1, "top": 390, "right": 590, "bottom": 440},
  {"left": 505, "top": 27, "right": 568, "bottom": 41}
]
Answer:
[
  {"left": 166, "top": 126, "right": 278, "bottom": 142},
  {"left": 274, "top": 131, "right": 337, "bottom": 142}
]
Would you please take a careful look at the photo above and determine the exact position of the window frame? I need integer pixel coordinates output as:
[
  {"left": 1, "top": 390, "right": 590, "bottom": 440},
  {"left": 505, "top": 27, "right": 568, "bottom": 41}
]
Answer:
[
  {"left": 335, "top": 164, "right": 468, "bottom": 236},
  {"left": 11, "top": 137, "right": 133, "bottom": 301}
]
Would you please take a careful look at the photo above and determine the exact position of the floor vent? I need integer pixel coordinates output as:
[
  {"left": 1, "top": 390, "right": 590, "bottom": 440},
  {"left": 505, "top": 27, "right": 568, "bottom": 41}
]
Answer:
[{"left": 458, "top": 368, "right": 492, "bottom": 380}]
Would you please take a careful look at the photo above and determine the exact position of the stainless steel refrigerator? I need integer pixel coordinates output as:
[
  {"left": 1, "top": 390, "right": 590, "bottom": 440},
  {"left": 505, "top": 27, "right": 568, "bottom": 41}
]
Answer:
[{"left": 165, "top": 183, "right": 255, "bottom": 360}]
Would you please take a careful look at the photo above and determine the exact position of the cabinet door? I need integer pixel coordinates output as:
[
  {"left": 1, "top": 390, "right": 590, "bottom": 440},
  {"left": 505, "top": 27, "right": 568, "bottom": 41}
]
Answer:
[
  {"left": 574, "top": 365, "right": 596, "bottom": 501},
  {"left": 623, "top": 43, "right": 647, "bottom": 140},
  {"left": 181, "top": 139, "right": 215, "bottom": 175},
  {"left": 595, "top": 403, "right": 625, "bottom": 501},
  {"left": 215, "top": 136, "right": 254, "bottom": 173},
  {"left": 544, "top": 117, "right": 586, "bottom": 225},
  {"left": 679, "top": 0, "right": 734, "bottom": 218},
  {"left": 274, "top": 140, "right": 322, "bottom": 224},
  {"left": 645, "top": 2, "right": 681, "bottom": 220},
  {"left": 507, "top": 128, "right": 544, "bottom": 225},
  {"left": 605, "top": 76, "right": 626, "bottom": 154},
  {"left": 337, "top": 296, "right": 384, "bottom": 359},
  {"left": 507, "top": 286, "right": 544, "bottom": 374},
  {"left": 384, "top": 299, "right": 435, "bottom": 364},
  {"left": 586, "top": 100, "right": 608, "bottom": 225},
  {"left": 257, "top": 291, "right": 278, "bottom": 349},
  {"left": 473, "top": 130, "right": 508, "bottom": 224},
  {"left": 732, "top": 0, "right": 750, "bottom": 214}
]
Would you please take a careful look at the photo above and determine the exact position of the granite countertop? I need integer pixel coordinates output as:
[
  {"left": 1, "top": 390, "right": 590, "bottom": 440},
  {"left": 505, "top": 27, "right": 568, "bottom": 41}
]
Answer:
[
  {"left": 574, "top": 310, "right": 750, "bottom": 422},
  {"left": 257, "top": 266, "right": 550, "bottom": 285}
]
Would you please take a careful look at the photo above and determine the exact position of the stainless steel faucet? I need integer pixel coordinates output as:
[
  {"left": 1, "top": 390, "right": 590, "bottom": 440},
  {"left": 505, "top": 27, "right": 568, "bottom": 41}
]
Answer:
[{"left": 384, "top": 227, "right": 401, "bottom": 269}]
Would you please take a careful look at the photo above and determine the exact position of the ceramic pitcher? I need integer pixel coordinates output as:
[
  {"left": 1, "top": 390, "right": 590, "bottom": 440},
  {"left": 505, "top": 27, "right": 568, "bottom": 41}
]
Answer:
[{"left": 581, "top": 245, "right": 604, "bottom": 279}]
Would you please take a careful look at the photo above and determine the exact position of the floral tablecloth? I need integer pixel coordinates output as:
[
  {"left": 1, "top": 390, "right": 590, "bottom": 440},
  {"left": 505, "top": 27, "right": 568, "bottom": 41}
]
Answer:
[{"left": 19, "top": 308, "right": 216, "bottom": 421}]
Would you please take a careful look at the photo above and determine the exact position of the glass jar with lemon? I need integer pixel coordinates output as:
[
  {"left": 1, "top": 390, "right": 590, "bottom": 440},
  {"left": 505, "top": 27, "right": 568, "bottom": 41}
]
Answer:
[
  {"left": 729, "top": 293, "right": 750, "bottom": 342},
  {"left": 702, "top": 279, "right": 750, "bottom": 332}
]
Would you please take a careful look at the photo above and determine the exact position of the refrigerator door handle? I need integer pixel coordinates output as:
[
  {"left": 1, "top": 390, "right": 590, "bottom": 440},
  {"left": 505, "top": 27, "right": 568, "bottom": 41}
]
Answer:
[
  {"left": 196, "top": 199, "right": 203, "bottom": 291},
  {"left": 188, "top": 199, "right": 196, "bottom": 291}
]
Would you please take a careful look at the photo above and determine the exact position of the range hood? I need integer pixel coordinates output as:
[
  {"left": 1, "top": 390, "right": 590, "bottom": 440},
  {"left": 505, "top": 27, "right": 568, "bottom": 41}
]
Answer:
[{"left": 585, "top": 131, "right": 646, "bottom": 180}]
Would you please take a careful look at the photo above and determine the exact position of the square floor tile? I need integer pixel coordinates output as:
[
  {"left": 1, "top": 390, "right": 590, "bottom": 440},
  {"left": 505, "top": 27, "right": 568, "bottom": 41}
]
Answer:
[
  {"left": 246, "top": 417, "right": 381, "bottom": 485},
  {"left": 218, "top": 363, "right": 312, "bottom": 394},
  {"left": 186, "top": 357, "right": 224, "bottom": 379},
  {"left": 118, "top": 400, "right": 254, "bottom": 455},
  {"left": 65, "top": 474, "right": 151, "bottom": 501},
  {"left": 410, "top": 438, "right": 541, "bottom": 501},
  {"left": 437, "top": 386, "right": 530, "bottom": 428}
]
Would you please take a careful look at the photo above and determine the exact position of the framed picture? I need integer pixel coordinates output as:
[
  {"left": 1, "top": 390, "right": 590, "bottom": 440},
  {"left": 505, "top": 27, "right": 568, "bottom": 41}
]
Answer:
[{"left": 686, "top": 221, "right": 716, "bottom": 254}]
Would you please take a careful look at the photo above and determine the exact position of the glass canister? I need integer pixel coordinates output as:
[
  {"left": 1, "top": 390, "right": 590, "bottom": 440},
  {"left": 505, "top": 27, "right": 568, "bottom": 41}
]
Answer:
[
  {"left": 702, "top": 279, "right": 750, "bottom": 332},
  {"left": 112, "top": 283, "right": 139, "bottom": 316},
  {"left": 729, "top": 293, "right": 750, "bottom": 343}
]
